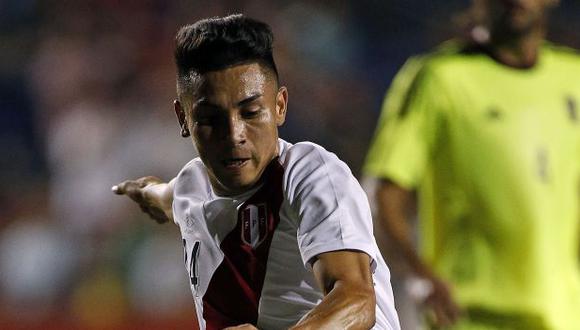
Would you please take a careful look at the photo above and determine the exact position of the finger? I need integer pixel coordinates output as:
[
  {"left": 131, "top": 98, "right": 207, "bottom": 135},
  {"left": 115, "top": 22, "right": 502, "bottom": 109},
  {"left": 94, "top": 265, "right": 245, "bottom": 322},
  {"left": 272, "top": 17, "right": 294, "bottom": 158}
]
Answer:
[
  {"left": 152, "top": 216, "right": 169, "bottom": 224},
  {"left": 433, "top": 303, "right": 452, "bottom": 327},
  {"left": 112, "top": 180, "right": 134, "bottom": 195},
  {"left": 434, "top": 295, "right": 461, "bottom": 327},
  {"left": 437, "top": 283, "right": 461, "bottom": 323},
  {"left": 425, "top": 292, "right": 455, "bottom": 328},
  {"left": 139, "top": 205, "right": 169, "bottom": 224},
  {"left": 139, "top": 204, "right": 150, "bottom": 214},
  {"left": 113, "top": 177, "right": 160, "bottom": 195},
  {"left": 151, "top": 210, "right": 170, "bottom": 224},
  {"left": 444, "top": 297, "right": 462, "bottom": 324},
  {"left": 136, "top": 176, "right": 162, "bottom": 187},
  {"left": 111, "top": 184, "right": 122, "bottom": 194},
  {"left": 117, "top": 181, "right": 146, "bottom": 203}
]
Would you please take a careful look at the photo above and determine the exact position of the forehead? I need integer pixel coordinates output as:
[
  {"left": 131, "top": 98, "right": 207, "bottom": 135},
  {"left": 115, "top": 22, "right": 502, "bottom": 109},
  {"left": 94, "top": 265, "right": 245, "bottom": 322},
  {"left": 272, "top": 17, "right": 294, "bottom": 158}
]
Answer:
[{"left": 191, "top": 63, "right": 274, "bottom": 101}]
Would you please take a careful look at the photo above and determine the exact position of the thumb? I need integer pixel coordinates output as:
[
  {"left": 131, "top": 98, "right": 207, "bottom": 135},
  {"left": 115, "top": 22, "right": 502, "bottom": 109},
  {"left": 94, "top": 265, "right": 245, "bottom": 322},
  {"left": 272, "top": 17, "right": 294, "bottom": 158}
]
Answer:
[
  {"left": 112, "top": 180, "right": 144, "bottom": 198},
  {"left": 111, "top": 184, "right": 123, "bottom": 194}
]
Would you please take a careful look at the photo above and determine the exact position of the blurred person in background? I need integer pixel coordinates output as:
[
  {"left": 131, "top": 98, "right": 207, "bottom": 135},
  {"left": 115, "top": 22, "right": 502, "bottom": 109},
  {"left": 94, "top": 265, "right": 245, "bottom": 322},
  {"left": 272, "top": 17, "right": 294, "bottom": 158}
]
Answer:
[
  {"left": 114, "top": 14, "right": 400, "bottom": 330},
  {"left": 364, "top": 0, "right": 580, "bottom": 329}
]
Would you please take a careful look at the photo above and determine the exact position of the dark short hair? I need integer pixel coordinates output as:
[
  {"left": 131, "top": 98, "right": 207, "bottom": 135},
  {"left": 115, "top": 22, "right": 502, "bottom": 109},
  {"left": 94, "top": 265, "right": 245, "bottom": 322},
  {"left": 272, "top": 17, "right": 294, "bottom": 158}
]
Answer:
[{"left": 175, "top": 14, "right": 278, "bottom": 91}]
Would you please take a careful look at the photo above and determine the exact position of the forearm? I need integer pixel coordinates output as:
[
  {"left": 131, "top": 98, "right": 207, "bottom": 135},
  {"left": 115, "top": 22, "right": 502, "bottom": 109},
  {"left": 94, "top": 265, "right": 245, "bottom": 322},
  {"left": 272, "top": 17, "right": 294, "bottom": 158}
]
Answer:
[
  {"left": 162, "top": 178, "right": 176, "bottom": 221},
  {"left": 290, "top": 281, "right": 375, "bottom": 330},
  {"left": 376, "top": 181, "right": 461, "bottom": 325},
  {"left": 145, "top": 178, "right": 175, "bottom": 221},
  {"left": 375, "top": 181, "right": 432, "bottom": 278}
]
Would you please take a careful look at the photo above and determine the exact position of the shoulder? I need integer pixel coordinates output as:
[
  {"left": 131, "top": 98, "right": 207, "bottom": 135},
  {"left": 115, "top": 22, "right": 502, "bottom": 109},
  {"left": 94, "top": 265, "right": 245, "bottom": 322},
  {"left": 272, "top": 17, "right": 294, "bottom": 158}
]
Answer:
[
  {"left": 543, "top": 42, "right": 580, "bottom": 67},
  {"left": 544, "top": 41, "right": 580, "bottom": 57},
  {"left": 277, "top": 140, "right": 356, "bottom": 199},
  {"left": 410, "top": 40, "right": 474, "bottom": 66},
  {"left": 173, "top": 157, "right": 210, "bottom": 200},
  {"left": 413, "top": 40, "right": 487, "bottom": 77},
  {"left": 280, "top": 140, "right": 335, "bottom": 162},
  {"left": 376, "top": 41, "right": 468, "bottom": 120},
  {"left": 279, "top": 141, "right": 352, "bottom": 179},
  {"left": 175, "top": 157, "right": 205, "bottom": 182}
]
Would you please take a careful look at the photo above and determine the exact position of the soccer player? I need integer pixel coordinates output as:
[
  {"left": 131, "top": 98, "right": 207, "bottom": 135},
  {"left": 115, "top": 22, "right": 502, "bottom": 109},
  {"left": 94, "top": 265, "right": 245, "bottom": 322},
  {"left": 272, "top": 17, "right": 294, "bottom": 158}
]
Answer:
[
  {"left": 113, "top": 15, "right": 400, "bottom": 330},
  {"left": 364, "top": 0, "right": 580, "bottom": 329}
]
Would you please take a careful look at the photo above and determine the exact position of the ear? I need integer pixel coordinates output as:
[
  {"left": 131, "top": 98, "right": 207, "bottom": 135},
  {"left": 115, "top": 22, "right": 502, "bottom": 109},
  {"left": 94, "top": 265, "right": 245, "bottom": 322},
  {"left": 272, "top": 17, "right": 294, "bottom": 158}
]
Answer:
[
  {"left": 275, "top": 87, "right": 288, "bottom": 126},
  {"left": 174, "top": 99, "right": 190, "bottom": 137}
]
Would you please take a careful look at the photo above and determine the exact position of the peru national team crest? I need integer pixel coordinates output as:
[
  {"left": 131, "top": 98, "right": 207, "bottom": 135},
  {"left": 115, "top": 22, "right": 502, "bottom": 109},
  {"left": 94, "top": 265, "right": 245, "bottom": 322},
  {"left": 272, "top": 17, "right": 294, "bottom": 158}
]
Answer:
[{"left": 241, "top": 203, "right": 268, "bottom": 249}]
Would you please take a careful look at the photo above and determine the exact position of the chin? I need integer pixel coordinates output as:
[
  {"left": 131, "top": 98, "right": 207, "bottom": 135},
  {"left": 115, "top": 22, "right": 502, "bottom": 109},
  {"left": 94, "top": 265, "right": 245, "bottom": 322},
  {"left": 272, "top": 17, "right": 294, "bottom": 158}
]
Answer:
[
  {"left": 235, "top": 179, "right": 259, "bottom": 192},
  {"left": 221, "top": 177, "right": 259, "bottom": 194}
]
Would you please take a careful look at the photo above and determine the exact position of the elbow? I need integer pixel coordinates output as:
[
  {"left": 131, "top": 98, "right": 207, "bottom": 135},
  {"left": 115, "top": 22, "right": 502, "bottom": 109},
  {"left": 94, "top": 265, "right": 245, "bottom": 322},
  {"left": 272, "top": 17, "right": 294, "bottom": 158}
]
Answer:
[
  {"left": 293, "top": 281, "right": 377, "bottom": 330},
  {"left": 349, "top": 284, "right": 376, "bottom": 329},
  {"left": 361, "top": 288, "right": 377, "bottom": 329}
]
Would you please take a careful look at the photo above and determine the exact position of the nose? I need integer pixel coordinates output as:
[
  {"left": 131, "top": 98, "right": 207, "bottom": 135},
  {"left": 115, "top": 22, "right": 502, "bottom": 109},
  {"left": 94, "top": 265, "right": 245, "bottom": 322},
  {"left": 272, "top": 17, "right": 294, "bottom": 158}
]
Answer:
[{"left": 224, "top": 115, "right": 246, "bottom": 146}]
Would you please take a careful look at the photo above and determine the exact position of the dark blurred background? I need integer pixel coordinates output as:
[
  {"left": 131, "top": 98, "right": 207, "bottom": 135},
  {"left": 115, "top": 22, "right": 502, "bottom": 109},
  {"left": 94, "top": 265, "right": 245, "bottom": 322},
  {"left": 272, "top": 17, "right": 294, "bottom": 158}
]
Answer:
[{"left": 1, "top": 0, "right": 578, "bottom": 329}]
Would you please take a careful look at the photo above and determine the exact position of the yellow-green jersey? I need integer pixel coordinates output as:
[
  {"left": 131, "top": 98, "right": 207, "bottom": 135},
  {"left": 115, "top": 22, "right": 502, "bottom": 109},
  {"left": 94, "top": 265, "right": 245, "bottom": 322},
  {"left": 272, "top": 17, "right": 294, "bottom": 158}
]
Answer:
[{"left": 364, "top": 42, "right": 580, "bottom": 330}]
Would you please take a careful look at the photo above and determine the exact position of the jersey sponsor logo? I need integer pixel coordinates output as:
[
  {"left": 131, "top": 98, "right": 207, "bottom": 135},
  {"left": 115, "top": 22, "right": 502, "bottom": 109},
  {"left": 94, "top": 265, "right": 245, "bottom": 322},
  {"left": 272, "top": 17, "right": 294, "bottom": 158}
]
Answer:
[
  {"left": 240, "top": 203, "right": 268, "bottom": 248},
  {"left": 566, "top": 96, "right": 577, "bottom": 123}
]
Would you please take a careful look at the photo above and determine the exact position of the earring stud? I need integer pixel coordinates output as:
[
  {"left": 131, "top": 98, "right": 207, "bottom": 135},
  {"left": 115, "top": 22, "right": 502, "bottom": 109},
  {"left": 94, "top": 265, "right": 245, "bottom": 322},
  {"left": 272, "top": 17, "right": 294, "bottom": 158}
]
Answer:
[{"left": 181, "top": 126, "right": 190, "bottom": 137}]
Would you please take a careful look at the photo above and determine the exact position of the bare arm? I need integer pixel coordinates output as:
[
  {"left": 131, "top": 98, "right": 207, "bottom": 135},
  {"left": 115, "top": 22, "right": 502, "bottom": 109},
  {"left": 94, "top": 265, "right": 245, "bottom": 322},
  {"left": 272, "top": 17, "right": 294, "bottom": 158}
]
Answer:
[
  {"left": 290, "top": 250, "right": 376, "bottom": 330},
  {"left": 375, "top": 179, "right": 460, "bottom": 327},
  {"left": 112, "top": 176, "right": 175, "bottom": 223},
  {"left": 375, "top": 179, "right": 425, "bottom": 277}
]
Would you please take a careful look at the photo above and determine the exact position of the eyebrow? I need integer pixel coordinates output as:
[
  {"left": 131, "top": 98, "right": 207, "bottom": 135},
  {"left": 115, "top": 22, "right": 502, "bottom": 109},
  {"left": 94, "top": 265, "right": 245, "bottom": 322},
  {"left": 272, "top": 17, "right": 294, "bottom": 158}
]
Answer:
[
  {"left": 194, "top": 93, "right": 263, "bottom": 108},
  {"left": 237, "top": 93, "right": 263, "bottom": 107}
]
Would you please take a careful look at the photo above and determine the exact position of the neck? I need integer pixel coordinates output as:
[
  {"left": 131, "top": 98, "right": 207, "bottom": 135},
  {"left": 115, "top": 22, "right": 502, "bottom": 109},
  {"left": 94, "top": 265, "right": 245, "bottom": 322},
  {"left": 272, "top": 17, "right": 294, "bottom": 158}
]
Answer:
[{"left": 487, "top": 25, "right": 545, "bottom": 69}]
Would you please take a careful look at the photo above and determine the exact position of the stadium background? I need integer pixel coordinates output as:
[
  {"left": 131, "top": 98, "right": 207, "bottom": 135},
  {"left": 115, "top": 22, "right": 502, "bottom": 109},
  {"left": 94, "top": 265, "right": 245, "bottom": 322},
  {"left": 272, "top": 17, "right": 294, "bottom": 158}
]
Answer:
[{"left": 1, "top": 0, "right": 579, "bottom": 329}]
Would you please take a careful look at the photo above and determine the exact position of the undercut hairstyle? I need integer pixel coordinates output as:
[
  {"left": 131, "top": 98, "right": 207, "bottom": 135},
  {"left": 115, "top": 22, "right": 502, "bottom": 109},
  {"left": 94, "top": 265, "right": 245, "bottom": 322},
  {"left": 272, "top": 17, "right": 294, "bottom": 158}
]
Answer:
[{"left": 175, "top": 14, "right": 279, "bottom": 94}]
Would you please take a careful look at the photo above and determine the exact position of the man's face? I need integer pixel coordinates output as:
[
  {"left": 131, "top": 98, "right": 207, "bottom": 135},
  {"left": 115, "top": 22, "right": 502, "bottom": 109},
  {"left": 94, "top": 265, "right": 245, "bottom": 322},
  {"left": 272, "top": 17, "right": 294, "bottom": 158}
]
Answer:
[
  {"left": 176, "top": 63, "right": 287, "bottom": 196},
  {"left": 485, "top": 0, "right": 557, "bottom": 36}
]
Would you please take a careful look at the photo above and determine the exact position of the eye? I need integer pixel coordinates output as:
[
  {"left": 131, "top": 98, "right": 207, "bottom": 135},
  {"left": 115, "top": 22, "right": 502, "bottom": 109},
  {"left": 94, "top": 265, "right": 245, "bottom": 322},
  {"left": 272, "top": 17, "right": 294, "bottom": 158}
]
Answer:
[
  {"left": 194, "top": 113, "right": 219, "bottom": 126},
  {"left": 241, "top": 106, "right": 263, "bottom": 119}
]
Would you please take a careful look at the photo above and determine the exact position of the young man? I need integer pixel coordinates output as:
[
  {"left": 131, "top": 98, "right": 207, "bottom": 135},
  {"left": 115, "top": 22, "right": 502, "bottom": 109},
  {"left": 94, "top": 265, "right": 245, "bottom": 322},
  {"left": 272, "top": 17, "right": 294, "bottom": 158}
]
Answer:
[
  {"left": 113, "top": 15, "right": 400, "bottom": 330},
  {"left": 364, "top": 0, "right": 580, "bottom": 329}
]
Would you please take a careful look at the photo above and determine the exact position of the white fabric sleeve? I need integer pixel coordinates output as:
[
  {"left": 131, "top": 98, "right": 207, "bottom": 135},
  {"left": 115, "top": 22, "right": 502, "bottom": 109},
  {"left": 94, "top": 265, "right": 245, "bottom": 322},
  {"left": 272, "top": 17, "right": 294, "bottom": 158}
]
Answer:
[
  {"left": 282, "top": 142, "right": 377, "bottom": 268},
  {"left": 172, "top": 158, "right": 207, "bottom": 228}
]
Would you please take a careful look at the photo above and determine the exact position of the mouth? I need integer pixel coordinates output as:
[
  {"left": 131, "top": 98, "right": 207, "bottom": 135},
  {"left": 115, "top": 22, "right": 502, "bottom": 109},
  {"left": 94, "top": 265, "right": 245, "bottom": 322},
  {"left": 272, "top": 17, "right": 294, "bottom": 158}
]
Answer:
[{"left": 222, "top": 158, "right": 250, "bottom": 169}]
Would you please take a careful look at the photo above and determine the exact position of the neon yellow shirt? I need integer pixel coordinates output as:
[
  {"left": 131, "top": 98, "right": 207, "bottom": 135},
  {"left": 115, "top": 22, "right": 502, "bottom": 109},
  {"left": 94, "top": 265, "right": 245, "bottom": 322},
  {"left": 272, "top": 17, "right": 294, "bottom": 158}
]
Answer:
[{"left": 364, "top": 42, "right": 580, "bottom": 330}]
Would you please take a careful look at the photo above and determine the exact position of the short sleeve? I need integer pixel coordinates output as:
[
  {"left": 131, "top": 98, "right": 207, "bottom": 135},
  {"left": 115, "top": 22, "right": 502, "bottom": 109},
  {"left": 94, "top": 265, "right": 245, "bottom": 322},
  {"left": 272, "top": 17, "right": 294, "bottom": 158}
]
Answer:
[
  {"left": 363, "top": 61, "right": 451, "bottom": 189},
  {"left": 282, "top": 143, "right": 377, "bottom": 268}
]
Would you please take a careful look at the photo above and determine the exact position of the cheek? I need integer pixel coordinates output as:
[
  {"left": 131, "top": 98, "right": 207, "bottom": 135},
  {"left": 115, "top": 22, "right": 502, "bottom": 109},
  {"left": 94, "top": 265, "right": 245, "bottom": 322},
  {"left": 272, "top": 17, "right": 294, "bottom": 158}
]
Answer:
[
  {"left": 194, "top": 123, "right": 213, "bottom": 138},
  {"left": 248, "top": 118, "right": 277, "bottom": 139},
  {"left": 249, "top": 124, "right": 279, "bottom": 156},
  {"left": 192, "top": 127, "right": 212, "bottom": 153}
]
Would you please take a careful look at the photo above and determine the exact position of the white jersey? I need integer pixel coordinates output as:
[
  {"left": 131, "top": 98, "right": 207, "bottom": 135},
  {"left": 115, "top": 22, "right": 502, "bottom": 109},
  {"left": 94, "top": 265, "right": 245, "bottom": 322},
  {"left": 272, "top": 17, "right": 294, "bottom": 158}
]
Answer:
[{"left": 173, "top": 139, "right": 400, "bottom": 330}]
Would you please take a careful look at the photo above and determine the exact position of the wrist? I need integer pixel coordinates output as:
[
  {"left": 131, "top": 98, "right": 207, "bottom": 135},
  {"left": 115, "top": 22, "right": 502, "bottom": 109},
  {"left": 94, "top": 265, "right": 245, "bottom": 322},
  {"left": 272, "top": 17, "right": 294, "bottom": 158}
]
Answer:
[{"left": 405, "top": 275, "right": 434, "bottom": 303}]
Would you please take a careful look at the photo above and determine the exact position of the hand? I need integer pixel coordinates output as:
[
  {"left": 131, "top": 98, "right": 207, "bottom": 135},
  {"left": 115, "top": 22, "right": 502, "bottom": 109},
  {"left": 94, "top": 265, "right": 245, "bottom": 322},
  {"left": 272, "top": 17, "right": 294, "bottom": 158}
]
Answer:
[
  {"left": 112, "top": 176, "right": 173, "bottom": 224},
  {"left": 223, "top": 324, "right": 258, "bottom": 330},
  {"left": 408, "top": 275, "right": 461, "bottom": 328}
]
